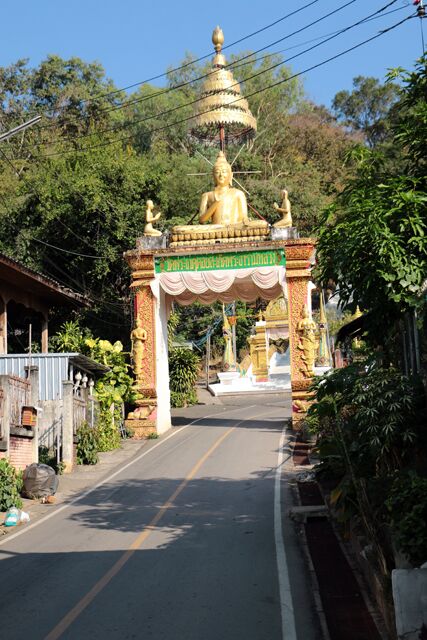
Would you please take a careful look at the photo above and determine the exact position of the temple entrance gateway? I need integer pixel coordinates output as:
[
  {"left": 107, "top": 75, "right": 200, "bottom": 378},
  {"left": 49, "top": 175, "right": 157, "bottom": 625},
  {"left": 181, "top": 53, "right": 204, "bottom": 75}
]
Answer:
[
  {"left": 124, "top": 26, "right": 318, "bottom": 436},
  {"left": 124, "top": 238, "right": 316, "bottom": 437}
]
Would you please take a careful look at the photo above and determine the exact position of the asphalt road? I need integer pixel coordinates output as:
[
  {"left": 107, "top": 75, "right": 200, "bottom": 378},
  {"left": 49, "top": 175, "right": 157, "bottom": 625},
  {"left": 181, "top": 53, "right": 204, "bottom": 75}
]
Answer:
[{"left": 0, "top": 397, "right": 321, "bottom": 640}]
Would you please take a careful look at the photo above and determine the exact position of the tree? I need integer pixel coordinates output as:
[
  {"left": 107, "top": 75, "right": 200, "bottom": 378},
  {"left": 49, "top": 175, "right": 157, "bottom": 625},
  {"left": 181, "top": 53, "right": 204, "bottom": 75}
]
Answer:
[
  {"left": 316, "top": 57, "right": 427, "bottom": 349},
  {"left": 0, "top": 51, "right": 359, "bottom": 345},
  {"left": 0, "top": 56, "right": 124, "bottom": 164},
  {"left": 0, "top": 144, "right": 155, "bottom": 341},
  {"left": 332, "top": 75, "right": 400, "bottom": 147}
]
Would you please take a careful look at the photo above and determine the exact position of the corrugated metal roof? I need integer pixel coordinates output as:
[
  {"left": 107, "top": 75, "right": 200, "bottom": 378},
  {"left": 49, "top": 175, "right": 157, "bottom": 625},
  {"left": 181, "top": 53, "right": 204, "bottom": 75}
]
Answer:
[
  {"left": 0, "top": 253, "right": 89, "bottom": 306},
  {"left": 0, "top": 353, "right": 108, "bottom": 400}
]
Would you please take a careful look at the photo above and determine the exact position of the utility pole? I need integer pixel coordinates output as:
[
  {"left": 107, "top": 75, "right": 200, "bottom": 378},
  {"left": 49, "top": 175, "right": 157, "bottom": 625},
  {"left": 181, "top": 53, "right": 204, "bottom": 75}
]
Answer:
[
  {"left": 413, "top": 0, "right": 426, "bottom": 53},
  {"left": 0, "top": 116, "right": 42, "bottom": 356}
]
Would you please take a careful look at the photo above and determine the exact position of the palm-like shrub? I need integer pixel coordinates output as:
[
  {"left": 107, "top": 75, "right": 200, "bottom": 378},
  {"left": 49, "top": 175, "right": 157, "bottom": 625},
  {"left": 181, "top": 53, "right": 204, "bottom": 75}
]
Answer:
[{"left": 169, "top": 348, "right": 200, "bottom": 408}]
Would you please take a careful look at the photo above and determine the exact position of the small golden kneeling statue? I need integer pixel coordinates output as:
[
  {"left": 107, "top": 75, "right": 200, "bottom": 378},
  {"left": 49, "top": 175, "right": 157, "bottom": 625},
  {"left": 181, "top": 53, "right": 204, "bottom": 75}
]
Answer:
[
  {"left": 143, "top": 200, "right": 162, "bottom": 237},
  {"left": 273, "top": 189, "right": 292, "bottom": 228}
]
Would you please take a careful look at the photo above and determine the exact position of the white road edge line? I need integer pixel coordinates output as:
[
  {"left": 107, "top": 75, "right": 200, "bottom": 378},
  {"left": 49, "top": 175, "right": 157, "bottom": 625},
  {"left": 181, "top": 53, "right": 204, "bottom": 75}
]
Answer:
[
  {"left": 0, "top": 404, "right": 256, "bottom": 547},
  {"left": 275, "top": 427, "right": 297, "bottom": 640}
]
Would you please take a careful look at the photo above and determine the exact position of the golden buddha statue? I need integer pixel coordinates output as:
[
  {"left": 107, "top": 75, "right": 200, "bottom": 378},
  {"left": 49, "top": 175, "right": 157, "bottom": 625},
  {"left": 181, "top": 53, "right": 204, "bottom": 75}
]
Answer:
[
  {"left": 171, "top": 152, "right": 268, "bottom": 244},
  {"left": 199, "top": 152, "right": 249, "bottom": 226},
  {"left": 168, "top": 27, "right": 269, "bottom": 247}
]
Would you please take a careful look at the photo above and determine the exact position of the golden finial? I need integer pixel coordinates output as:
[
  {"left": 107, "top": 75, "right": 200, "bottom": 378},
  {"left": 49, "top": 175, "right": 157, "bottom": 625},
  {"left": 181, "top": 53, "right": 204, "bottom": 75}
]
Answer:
[
  {"left": 190, "top": 25, "right": 257, "bottom": 145},
  {"left": 212, "top": 26, "right": 224, "bottom": 52}
]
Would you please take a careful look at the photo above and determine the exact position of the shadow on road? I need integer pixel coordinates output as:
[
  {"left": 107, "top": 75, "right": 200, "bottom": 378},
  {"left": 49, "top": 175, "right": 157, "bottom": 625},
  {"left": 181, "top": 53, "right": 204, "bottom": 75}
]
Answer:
[{"left": 171, "top": 415, "right": 288, "bottom": 430}]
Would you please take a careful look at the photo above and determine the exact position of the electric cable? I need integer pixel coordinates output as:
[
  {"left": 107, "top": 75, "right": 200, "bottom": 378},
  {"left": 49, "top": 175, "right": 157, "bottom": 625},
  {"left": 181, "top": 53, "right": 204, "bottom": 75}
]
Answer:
[
  {"left": 23, "top": 10, "right": 412, "bottom": 160},
  {"left": 18, "top": 0, "right": 398, "bottom": 155},
  {"left": 18, "top": 1, "right": 410, "bottom": 147},
  {"left": 233, "top": 3, "right": 409, "bottom": 63},
  {"left": 32, "top": 0, "right": 359, "bottom": 136},
  {"left": 57, "top": 0, "right": 397, "bottom": 147},
  {"left": 0, "top": 144, "right": 117, "bottom": 261},
  {"left": 56, "top": 218, "right": 101, "bottom": 252},
  {"left": 31, "top": 237, "right": 110, "bottom": 259},
  {"left": 0, "top": 137, "right": 139, "bottom": 259},
  {"left": 31, "top": 0, "right": 322, "bottom": 121},
  {"left": 41, "top": 258, "right": 128, "bottom": 314},
  {"left": 26, "top": 0, "right": 409, "bottom": 149}
]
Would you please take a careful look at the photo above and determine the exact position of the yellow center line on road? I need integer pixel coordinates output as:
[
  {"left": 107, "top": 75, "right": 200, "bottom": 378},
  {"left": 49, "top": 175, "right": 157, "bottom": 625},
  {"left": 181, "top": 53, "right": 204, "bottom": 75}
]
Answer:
[{"left": 44, "top": 425, "right": 236, "bottom": 640}]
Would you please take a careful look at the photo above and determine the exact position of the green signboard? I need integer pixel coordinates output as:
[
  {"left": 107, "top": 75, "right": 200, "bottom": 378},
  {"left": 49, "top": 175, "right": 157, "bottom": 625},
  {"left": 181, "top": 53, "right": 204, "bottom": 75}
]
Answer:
[{"left": 155, "top": 249, "right": 286, "bottom": 274}]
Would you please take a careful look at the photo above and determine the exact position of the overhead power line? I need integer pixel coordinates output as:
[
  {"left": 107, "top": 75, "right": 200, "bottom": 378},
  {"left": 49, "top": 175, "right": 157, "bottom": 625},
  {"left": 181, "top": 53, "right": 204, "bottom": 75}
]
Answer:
[
  {"left": 33, "top": 0, "right": 358, "bottom": 136},
  {"left": 41, "top": 255, "right": 128, "bottom": 312},
  {"left": 33, "top": 0, "right": 321, "bottom": 119},
  {"left": 31, "top": 237, "right": 110, "bottom": 259},
  {"left": 80, "top": 0, "right": 359, "bottom": 117},
  {"left": 22, "top": 0, "right": 394, "bottom": 152},
  {"left": 23, "top": 6, "right": 411, "bottom": 160},
  {"left": 0, "top": 116, "right": 42, "bottom": 143}
]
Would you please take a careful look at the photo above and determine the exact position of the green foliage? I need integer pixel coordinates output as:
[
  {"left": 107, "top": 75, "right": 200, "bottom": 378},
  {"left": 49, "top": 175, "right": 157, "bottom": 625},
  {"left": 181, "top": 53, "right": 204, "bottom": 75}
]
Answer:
[
  {"left": 76, "top": 422, "right": 99, "bottom": 465},
  {"left": 171, "top": 301, "right": 256, "bottom": 358},
  {"left": 388, "top": 57, "right": 427, "bottom": 175},
  {"left": 316, "top": 58, "right": 427, "bottom": 348},
  {"left": 52, "top": 322, "right": 132, "bottom": 452},
  {"left": 386, "top": 473, "right": 427, "bottom": 567},
  {"left": 173, "top": 302, "right": 223, "bottom": 353},
  {"left": 52, "top": 321, "right": 134, "bottom": 452},
  {"left": 170, "top": 389, "right": 198, "bottom": 409},
  {"left": 332, "top": 75, "right": 400, "bottom": 147},
  {"left": 49, "top": 320, "right": 92, "bottom": 352},
  {"left": 308, "top": 360, "right": 422, "bottom": 477},
  {"left": 96, "top": 409, "right": 121, "bottom": 452},
  {"left": 167, "top": 311, "right": 180, "bottom": 351},
  {"left": 169, "top": 348, "right": 200, "bottom": 408},
  {"left": 84, "top": 336, "right": 135, "bottom": 407},
  {"left": 323, "top": 309, "right": 354, "bottom": 339},
  {"left": 308, "top": 357, "right": 426, "bottom": 573},
  {"left": 0, "top": 459, "right": 23, "bottom": 511},
  {"left": 234, "top": 302, "right": 256, "bottom": 355},
  {"left": 0, "top": 50, "right": 357, "bottom": 347}
]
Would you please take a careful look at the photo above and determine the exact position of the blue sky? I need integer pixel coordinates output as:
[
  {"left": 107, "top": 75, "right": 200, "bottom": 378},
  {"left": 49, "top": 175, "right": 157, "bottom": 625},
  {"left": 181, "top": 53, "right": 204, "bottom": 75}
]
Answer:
[{"left": 0, "top": 1, "right": 423, "bottom": 107}]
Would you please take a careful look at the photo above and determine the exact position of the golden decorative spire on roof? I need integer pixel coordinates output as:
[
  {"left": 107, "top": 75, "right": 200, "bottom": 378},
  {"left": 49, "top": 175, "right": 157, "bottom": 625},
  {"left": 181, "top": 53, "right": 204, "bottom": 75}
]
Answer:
[{"left": 191, "top": 26, "right": 257, "bottom": 148}]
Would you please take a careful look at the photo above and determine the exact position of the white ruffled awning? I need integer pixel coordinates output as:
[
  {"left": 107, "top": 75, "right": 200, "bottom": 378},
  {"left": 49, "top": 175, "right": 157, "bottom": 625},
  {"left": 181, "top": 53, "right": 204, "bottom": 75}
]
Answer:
[{"left": 156, "top": 266, "right": 286, "bottom": 305}]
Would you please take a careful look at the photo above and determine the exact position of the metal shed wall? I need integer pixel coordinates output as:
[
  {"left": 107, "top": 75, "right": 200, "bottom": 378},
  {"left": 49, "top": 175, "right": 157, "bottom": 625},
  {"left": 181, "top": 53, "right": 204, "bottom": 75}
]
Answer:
[{"left": 0, "top": 354, "right": 74, "bottom": 401}]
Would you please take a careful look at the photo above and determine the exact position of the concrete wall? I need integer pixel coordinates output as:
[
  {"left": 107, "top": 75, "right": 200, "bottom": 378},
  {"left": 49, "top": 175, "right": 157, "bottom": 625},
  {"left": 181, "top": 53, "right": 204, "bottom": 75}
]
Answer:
[
  {"left": 393, "top": 567, "right": 427, "bottom": 640},
  {"left": 156, "top": 288, "right": 172, "bottom": 434},
  {"left": 0, "top": 372, "right": 37, "bottom": 469}
]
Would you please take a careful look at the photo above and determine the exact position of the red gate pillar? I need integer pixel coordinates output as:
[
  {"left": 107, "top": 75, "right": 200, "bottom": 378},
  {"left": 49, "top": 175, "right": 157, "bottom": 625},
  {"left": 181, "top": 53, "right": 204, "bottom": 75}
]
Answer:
[
  {"left": 285, "top": 239, "right": 316, "bottom": 430},
  {"left": 125, "top": 252, "right": 158, "bottom": 438}
]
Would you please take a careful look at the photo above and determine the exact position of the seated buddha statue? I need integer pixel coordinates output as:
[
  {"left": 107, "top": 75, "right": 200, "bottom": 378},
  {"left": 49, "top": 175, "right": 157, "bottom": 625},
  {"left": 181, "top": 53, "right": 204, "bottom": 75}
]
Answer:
[
  {"left": 199, "top": 151, "right": 249, "bottom": 226},
  {"left": 171, "top": 152, "right": 268, "bottom": 240}
]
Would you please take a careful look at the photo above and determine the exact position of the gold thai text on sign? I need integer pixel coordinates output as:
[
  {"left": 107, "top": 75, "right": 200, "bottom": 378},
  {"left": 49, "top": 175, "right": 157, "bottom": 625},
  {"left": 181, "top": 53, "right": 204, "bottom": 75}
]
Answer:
[{"left": 155, "top": 250, "right": 286, "bottom": 273}]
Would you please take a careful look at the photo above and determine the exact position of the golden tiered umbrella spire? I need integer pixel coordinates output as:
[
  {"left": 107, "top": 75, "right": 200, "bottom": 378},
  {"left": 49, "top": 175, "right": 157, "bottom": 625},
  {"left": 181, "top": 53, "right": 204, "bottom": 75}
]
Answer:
[{"left": 191, "top": 26, "right": 257, "bottom": 150}]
